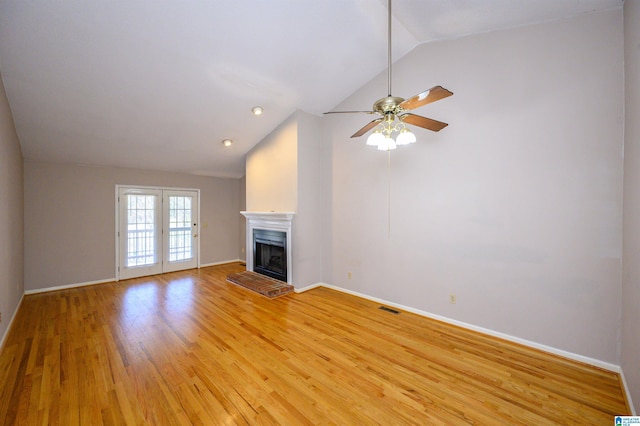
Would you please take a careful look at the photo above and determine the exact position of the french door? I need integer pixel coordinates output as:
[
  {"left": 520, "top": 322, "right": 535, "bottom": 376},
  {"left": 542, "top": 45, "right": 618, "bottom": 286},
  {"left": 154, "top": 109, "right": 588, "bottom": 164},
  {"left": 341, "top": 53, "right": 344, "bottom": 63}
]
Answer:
[{"left": 117, "top": 187, "right": 199, "bottom": 280}]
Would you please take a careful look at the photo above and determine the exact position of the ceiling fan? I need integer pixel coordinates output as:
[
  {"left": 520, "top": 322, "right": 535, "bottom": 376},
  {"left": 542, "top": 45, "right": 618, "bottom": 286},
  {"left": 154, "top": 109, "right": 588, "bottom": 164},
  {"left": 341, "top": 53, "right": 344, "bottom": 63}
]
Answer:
[{"left": 324, "top": 0, "right": 452, "bottom": 151}]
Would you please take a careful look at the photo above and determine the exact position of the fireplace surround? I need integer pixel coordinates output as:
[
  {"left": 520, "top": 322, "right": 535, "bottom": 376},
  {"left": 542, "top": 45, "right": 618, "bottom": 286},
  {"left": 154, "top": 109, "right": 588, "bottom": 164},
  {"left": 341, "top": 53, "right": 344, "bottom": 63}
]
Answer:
[{"left": 241, "top": 211, "right": 294, "bottom": 285}]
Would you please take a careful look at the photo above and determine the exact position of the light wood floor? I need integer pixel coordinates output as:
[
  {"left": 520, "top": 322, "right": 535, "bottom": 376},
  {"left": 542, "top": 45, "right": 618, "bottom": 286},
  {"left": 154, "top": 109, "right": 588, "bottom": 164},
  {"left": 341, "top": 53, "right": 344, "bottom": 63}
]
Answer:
[{"left": 0, "top": 262, "right": 630, "bottom": 425}]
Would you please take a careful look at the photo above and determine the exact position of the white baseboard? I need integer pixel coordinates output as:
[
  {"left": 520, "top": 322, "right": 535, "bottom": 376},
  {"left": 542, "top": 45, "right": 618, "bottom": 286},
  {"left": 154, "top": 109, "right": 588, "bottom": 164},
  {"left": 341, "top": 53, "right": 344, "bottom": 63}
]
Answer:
[
  {"left": 620, "top": 368, "right": 637, "bottom": 415},
  {"left": 200, "top": 259, "right": 244, "bottom": 268},
  {"left": 24, "top": 261, "right": 245, "bottom": 295},
  {"left": 0, "top": 293, "right": 24, "bottom": 353},
  {"left": 24, "top": 278, "right": 115, "bottom": 295},
  {"left": 298, "top": 282, "right": 621, "bottom": 373},
  {"left": 294, "top": 282, "right": 326, "bottom": 293}
]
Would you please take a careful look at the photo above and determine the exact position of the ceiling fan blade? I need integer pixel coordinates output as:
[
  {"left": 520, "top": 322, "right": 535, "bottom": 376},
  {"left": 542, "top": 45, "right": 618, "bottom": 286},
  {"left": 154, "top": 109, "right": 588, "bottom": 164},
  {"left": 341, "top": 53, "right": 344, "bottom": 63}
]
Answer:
[
  {"left": 351, "top": 118, "right": 382, "bottom": 138},
  {"left": 399, "top": 86, "right": 453, "bottom": 111},
  {"left": 323, "top": 110, "right": 377, "bottom": 115},
  {"left": 401, "top": 113, "right": 448, "bottom": 132}
]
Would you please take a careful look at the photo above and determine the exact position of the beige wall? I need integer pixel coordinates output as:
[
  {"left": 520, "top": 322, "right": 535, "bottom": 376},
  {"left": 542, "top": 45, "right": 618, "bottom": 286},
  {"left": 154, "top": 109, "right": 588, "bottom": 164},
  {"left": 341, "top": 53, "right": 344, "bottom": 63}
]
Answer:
[
  {"left": 0, "top": 73, "right": 24, "bottom": 346},
  {"left": 245, "top": 115, "right": 298, "bottom": 212},
  {"left": 327, "top": 10, "right": 624, "bottom": 364},
  {"left": 622, "top": 0, "right": 640, "bottom": 413},
  {"left": 239, "top": 175, "right": 246, "bottom": 261},
  {"left": 24, "top": 161, "right": 241, "bottom": 291},
  {"left": 292, "top": 111, "right": 325, "bottom": 287}
]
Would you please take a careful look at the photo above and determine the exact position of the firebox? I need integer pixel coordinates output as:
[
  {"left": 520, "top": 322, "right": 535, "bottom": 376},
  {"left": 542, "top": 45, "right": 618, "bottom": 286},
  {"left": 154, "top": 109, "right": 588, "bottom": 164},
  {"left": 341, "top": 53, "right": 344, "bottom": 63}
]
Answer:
[{"left": 253, "top": 229, "right": 287, "bottom": 282}]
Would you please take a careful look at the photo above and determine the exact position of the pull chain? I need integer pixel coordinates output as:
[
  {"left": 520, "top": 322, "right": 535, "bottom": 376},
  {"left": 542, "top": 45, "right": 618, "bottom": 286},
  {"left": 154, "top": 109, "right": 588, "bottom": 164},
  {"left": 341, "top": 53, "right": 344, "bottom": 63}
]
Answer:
[{"left": 388, "top": 149, "right": 392, "bottom": 239}]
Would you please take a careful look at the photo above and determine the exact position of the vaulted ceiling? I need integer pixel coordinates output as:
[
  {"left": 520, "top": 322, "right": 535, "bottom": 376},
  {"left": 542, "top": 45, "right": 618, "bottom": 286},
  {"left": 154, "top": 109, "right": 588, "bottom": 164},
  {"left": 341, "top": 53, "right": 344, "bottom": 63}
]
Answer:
[{"left": 0, "top": 0, "right": 622, "bottom": 178}]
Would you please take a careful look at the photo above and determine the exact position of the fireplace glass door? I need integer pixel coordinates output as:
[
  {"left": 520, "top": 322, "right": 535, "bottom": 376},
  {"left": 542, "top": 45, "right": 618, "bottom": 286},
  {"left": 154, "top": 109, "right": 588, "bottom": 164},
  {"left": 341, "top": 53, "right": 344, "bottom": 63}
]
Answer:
[{"left": 253, "top": 229, "right": 287, "bottom": 282}]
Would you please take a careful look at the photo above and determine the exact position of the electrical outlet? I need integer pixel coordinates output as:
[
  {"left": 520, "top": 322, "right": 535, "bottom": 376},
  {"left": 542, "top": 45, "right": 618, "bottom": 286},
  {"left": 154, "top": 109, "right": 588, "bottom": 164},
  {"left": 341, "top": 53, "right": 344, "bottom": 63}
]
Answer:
[
  {"left": 347, "top": 272, "right": 352, "bottom": 279},
  {"left": 449, "top": 294, "right": 456, "bottom": 304},
  {"left": 241, "top": 247, "right": 245, "bottom": 254}
]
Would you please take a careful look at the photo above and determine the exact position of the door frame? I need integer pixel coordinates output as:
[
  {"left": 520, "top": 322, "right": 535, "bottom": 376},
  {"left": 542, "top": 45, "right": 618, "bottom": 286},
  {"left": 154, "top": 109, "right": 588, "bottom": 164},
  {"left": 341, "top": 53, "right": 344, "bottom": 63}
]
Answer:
[{"left": 115, "top": 185, "right": 201, "bottom": 281}]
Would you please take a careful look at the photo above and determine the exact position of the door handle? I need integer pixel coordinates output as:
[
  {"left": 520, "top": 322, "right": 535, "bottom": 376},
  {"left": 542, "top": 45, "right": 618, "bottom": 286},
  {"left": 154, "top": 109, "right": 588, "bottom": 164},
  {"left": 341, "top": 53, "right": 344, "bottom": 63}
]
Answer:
[{"left": 193, "top": 234, "right": 198, "bottom": 238}]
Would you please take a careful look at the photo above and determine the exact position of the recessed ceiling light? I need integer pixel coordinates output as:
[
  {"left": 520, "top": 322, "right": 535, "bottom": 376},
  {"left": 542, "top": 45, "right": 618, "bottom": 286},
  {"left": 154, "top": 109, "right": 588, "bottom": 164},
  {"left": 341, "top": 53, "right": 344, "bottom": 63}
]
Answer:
[
  {"left": 251, "top": 106, "right": 263, "bottom": 116},
  {"left": 221, "top": 139, "right": 233, "bottom": 147}
]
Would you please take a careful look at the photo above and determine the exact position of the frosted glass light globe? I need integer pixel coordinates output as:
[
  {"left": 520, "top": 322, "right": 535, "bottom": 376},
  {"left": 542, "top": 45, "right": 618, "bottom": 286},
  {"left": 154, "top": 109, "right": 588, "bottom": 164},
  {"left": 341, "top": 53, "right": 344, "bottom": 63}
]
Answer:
[
  {"left": 367, "top": 131, "right": 385, "bottom": 146},
  {"left": 396, "top": 129, "right": 416, "bottom": 145}
]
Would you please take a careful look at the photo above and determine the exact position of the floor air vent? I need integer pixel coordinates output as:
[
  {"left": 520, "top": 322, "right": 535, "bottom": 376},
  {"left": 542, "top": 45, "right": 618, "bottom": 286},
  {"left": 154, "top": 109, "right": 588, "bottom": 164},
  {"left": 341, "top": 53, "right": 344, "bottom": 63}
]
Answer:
[{"left": 379, "top": 306, "right": 400, "bottom": 314}]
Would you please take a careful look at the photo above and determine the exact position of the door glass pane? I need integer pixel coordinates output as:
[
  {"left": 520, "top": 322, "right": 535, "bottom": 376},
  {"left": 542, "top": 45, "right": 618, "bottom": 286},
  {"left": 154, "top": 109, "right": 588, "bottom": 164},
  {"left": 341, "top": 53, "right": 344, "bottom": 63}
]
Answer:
[
  {"left": 168, "top": 195, "right": 192, "bottom": 261},
  {"left": 126, "top": 194, "right": 157, "bottom": 267}
]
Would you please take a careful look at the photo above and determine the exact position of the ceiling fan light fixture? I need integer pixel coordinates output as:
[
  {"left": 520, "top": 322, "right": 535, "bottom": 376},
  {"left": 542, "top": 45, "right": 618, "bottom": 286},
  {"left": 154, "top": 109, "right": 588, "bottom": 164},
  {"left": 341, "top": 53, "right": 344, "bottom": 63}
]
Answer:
[
  {"left": 396, "top": 128, "right": 416, "bottom": 145},
  {"left": 322, "top": 0, "right": 452, "bottom": 151},
  {"left": 367, "top": 130, "right": 385, "bottom": 146}
]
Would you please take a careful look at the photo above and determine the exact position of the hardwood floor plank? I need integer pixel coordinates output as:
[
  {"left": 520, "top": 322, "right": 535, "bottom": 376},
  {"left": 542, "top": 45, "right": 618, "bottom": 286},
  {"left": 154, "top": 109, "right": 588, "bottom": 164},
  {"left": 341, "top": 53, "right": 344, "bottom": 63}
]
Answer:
[{"left": 0, "top": 262, "right": 630, "bottom": 424}]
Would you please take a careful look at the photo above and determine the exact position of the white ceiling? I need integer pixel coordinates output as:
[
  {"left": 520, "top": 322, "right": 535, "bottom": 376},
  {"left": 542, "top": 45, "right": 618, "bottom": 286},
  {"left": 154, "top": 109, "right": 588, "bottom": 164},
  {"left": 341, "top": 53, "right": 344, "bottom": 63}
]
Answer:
[{"left": 0, "top": 0, "right": 622, "bottom": 178}]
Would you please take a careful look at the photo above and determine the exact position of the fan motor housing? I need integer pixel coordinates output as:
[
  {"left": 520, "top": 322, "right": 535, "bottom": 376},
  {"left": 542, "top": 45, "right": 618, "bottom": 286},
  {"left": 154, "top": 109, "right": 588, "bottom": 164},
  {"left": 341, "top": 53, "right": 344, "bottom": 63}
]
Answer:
[{"left": 372, "top": 96, "right": 405, "bottom": 114}]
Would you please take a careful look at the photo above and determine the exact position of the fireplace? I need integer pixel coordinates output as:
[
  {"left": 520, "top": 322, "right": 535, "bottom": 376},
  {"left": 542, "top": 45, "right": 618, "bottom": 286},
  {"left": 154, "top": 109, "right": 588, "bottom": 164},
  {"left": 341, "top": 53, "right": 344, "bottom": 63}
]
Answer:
[
  {"left": 241, "top": 211, "right": 295, "bottom": 285},
  {"left": 253, "top": 229, "right": 287, "bottom": 282}
]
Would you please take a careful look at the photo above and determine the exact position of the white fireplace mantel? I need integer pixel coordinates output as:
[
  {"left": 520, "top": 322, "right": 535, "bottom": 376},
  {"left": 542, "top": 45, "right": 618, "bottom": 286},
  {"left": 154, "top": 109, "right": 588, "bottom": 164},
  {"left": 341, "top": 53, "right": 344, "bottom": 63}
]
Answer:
[
  {"left": 241, "top": 211, "right": 295, "bottom": 285},
  {"left": 241, "top": 211, "right": 295, "bottom": 223}
]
